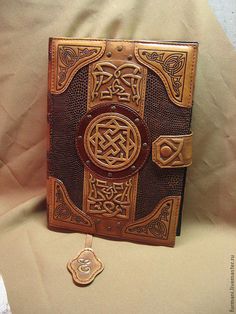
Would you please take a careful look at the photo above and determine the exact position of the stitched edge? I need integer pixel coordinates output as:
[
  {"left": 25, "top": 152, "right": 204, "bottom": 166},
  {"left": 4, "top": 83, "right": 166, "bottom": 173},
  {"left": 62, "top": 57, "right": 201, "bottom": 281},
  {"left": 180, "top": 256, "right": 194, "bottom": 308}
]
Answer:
[
  {"left": 169, "top": 196, "right": 181, "bottom": 246},
  {"left": 49, "top": 37, "right": 198, "bottom": 46},
  {"left": 188, "top": 45, "right": 198, "bottom": 105}
]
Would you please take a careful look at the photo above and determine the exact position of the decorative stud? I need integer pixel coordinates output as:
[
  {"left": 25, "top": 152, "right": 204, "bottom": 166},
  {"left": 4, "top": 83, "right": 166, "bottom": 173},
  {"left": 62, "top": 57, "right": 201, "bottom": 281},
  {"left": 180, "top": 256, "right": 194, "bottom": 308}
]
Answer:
[
  {"left": 106, "top": 52, "right": 112, "bottom": 57},
  {"left": 86, "top": 160, "right": 91, "bottom": 165},
  {"left": 127, "top": 55, "right": 133, "bottom": 60},
  {"left": 160, "top": 145, "right": 172, "bottom": 158},
  {"left": 117, "top": 46, "right": 123, "bottom": 52},
  {"left": 134, "top": 118, "right": 140, "bottom": 124},
  {"left": 107, "top": 172, "right": 113, "bottom": 178},
  {"left": 78, "top": 135, "right": 82, "bottom": 140},
  {"left": 87, "top": 114, "right": 92, "bottom": 119},
  {"left": 111, "top": 105, "right": 116, "bottom": 111},
  {"left": 131, "top": 165, "right": 136, "bottom": 171},
  {"left": 142, "top": 142, "right": 148, "bottom": 148},
  {"left": 107, "top": 226, "right": 112, "bottom": 231}
]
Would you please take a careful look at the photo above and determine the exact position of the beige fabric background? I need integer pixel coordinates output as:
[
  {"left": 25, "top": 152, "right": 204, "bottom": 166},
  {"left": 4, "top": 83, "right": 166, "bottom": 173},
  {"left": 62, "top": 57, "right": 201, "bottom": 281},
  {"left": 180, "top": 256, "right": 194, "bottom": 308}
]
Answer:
[{"left": 0, "top": 0, "right": 235, "bottom": 313}]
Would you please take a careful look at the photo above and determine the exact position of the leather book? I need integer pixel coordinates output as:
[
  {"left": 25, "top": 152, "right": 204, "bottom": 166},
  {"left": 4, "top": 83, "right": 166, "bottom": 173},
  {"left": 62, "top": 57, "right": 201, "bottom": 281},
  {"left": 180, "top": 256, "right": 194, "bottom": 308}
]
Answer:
[{"left": 47, "top": 38, "right": 198, "bottom": 247}]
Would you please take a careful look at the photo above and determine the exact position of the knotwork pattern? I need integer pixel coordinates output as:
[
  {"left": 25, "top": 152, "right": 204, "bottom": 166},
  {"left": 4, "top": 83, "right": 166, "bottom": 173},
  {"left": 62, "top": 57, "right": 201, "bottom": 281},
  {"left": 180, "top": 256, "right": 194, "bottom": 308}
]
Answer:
[
  {"left": 91, "top": 62, "right": 142, "bottom": 104},
  {"left": 86, "top": 174, "right": 133, "bottom": 219},
  {"left": 125, "top": 200, "right": 173, "bottom": 240},
  {"left": 58, "top": 46, "right": 97, "bottom": 85},
  {"left": 84, "top": 113, "right": 141, "bottom": 171},
  {"left": 141, "top": 51, "right": 186, "bottom": 97}
]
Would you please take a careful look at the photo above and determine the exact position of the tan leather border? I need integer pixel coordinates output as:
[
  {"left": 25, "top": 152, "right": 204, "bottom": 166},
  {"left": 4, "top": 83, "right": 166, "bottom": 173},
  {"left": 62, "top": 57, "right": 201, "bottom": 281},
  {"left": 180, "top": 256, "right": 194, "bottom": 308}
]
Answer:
[
  {"left": 152, "top": 133, "right": 192, "bottom": 168},
  {"left": 135, "top": 42, "right": 198, "bottom": 107},
  {"left": 48, "top": 38, "right": 106, "bottom": 94},
  {"left": 47, "top": 176, "right": 95, "bottom": 232},
  {"left": 122, "top": 196, "right": 181, "bottom": 246}
]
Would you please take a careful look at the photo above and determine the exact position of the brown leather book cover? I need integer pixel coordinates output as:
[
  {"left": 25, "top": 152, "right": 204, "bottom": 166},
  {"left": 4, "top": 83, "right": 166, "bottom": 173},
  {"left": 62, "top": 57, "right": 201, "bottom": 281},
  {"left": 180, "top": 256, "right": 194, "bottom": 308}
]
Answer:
[{"left": 47, "top": 38, "right": 198, "bottom": 247}]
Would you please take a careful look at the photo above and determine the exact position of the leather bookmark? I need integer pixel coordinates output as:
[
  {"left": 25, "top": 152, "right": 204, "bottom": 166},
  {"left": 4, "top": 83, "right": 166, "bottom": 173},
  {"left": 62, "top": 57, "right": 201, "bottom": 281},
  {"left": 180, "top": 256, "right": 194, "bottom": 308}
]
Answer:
[{"left": 67, "top": 235, "right": 104, "bottom": 285}]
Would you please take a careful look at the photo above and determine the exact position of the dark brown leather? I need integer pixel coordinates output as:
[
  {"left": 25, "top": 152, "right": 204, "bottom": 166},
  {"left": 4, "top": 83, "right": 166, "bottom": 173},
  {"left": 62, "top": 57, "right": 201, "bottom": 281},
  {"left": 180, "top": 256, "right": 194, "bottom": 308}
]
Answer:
[
  {"left": 47, "top": 38, "right": 198, "bottom": 246},
  {"left": 135, "top": 70, "right": 192, "bottom": 220},
  {"left": 48, "top": 66, "right": 88, "bottom": 209}
]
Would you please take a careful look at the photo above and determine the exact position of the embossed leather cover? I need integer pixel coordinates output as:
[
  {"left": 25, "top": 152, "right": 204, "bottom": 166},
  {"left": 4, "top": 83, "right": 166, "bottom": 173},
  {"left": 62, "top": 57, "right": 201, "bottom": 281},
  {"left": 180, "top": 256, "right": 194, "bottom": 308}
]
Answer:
[{"left": 47, "top": 38, "right": 198, "bottom": 246}]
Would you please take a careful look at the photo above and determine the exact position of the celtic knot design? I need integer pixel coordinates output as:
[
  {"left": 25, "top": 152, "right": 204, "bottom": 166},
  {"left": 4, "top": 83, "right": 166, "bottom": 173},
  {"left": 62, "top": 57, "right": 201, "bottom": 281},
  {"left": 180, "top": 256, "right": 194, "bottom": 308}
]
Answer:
[
  {"left": 58, "top": 46, "right": 97, "bottom": 85},
  {"left": 86, "top": 174, "right": 133, "bottom": 219},
  {"left": 91, "top": 62, "right": 142, "bottom": 104},
  {"left": 142, "top": 51, "right": 186, "bottom": 97},
  {"left": 54, "top": 183, "right": 90, "bottom": 225},
  {"left": 126, "top": 203, "right": 172, "bottom": 240},
  {"left": 84, "top": 113, "right": 141, "bottom": 171}
]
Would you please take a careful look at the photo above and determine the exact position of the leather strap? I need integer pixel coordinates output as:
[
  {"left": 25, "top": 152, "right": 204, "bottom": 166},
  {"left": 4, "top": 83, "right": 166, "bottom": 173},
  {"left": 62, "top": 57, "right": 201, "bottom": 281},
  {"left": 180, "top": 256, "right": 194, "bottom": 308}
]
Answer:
[
  {"left": 85, "top": 234, "right": 93, "bottom": 248},
  {"left": 152, "top": 133, "right": 192, "bottom": 168}
]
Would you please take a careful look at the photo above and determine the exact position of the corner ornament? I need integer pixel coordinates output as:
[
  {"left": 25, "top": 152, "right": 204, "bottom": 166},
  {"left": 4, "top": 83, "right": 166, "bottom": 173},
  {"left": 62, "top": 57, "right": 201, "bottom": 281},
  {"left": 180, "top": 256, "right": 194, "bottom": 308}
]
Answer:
[
  {"left": 142, "top": 51, "right": 185, "bottom": 97},
  {"left": 58, "top": 46, "right": 98, "bottom": 85},
  {"left": 47, "top": 176, "right": 95, "bottom": 232},
  {"left": 49, "top": 39, "right": 106, "bottom": 94},
  {"left": 135, "top": 42, "right": 198, "bottom": 107},
  {"left": 123, "top": 196, "right": 180, "bottom": 246}
]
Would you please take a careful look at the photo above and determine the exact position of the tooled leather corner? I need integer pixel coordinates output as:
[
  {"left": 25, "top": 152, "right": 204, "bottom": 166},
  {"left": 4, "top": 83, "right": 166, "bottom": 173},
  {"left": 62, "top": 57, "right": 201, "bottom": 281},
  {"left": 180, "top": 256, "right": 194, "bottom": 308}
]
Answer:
[
  {"left": 47, "top": 176, "right": 95, "bottom": 232},
  {"left": 135, "top": 42, "right": 198, "bottom": 108},
  {"left": 122, "top": 196, "right": 181, "bottom": 246},
  {"left": 152, "top": 133, "right": 192, "bottom": 168},
  {"left": 49, "top": 38, "right": 106, "bottom": 94}
]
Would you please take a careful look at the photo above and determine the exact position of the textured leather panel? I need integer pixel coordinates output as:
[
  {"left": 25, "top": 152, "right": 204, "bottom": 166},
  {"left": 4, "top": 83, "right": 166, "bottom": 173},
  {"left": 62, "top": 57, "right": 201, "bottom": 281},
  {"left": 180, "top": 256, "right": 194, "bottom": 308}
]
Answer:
[
  {"left": 135, "top": 69, "right": 191, "bottom": 220},
  {"left": 48, "top": 66, "right": 88, "bottom": 209},
  {"left": 142, "top": 70, "right": 192, "bottom": 141},
  {"left": 135, "top": 157, "right": 185, "bottom": 220}
]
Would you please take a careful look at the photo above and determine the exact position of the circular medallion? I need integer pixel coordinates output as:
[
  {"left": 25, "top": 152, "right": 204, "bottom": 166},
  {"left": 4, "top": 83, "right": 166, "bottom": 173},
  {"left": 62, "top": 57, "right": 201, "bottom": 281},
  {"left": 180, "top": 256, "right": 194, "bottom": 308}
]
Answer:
[
  {"left": 76, "top": 103, "right": 150, "bottom": 180},
  {"left": 84, "top": 112, "right": 141, "bottom": 172}
]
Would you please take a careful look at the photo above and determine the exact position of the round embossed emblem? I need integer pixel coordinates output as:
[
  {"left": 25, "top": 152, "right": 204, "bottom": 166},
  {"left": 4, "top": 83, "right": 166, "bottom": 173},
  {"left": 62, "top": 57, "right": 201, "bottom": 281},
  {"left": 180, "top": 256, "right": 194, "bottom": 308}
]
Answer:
[
  {"left": 76, "top": 104, "right": 150, "bottom": 179},
  {"left": 84, "top": 113, "right": 141, "bottom": 172}
]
